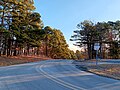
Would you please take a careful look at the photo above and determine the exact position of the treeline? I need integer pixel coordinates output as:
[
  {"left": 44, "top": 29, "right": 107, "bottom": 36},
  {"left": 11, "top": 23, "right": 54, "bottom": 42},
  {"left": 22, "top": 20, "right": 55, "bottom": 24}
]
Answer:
[
  {"left": 0, "top": 0, "right": 79, "bottom": 59},
  {"left": 70, "top": 20, "right": 120, "bottom": 59}
]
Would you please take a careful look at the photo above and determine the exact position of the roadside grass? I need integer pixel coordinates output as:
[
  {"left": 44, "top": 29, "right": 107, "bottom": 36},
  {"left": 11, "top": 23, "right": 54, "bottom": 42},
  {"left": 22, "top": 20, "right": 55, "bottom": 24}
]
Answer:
[
  {"left": 88, "top": 64, "right": 120, "bottom": 80},
  {"left": 74, "top": 60, "right": 120, "bottom": 80},
  {"left": 0, "top": 56, "right": 51, "bottom": 66}
]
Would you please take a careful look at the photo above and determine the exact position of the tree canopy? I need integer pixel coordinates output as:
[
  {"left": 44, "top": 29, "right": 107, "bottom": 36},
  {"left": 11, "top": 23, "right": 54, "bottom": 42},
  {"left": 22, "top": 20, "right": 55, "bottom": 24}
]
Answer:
[
  {"left": 70, "top": 20, "right": 120, "bottom": 59},
  {"left": 0, "top": 0, "right": 76, "bottom": 59}
]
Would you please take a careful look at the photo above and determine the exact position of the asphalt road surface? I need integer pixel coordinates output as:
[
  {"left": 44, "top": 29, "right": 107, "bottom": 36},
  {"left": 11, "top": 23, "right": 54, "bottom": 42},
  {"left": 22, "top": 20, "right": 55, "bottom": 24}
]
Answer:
[{"left": 0, "top": 60, "right": 120, "bottom": 90}]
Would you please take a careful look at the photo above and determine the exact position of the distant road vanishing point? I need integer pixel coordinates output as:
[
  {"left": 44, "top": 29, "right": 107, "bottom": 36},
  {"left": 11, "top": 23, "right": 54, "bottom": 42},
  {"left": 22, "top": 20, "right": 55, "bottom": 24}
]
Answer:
[{"left": 0, "top": 60, "right": 120, "bottom": 90}]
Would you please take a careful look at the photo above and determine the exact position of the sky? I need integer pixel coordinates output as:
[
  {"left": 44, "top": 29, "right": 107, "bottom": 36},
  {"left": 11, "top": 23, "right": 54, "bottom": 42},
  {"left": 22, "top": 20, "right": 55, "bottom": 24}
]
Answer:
[{"left": 34, "top": 0, "right": 120, "bottom": 51}]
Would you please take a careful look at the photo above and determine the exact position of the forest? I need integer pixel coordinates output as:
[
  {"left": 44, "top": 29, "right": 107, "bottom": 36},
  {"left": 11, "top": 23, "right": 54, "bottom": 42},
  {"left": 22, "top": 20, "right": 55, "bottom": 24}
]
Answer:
[
  {"left": 70, "top": 20, "right": 120, "bottom": 59},
  {"left": 0, "top": 0, "right": 77, "bottom": 59},
  {"left": 0, "top": 0, "right": 120, "bottom": 59}
]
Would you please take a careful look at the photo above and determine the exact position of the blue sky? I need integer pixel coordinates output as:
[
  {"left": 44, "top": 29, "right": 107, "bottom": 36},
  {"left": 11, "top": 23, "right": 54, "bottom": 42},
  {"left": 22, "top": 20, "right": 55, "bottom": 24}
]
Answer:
[{"left": 34, "top": 0, "right": 120, "bottom": 51}]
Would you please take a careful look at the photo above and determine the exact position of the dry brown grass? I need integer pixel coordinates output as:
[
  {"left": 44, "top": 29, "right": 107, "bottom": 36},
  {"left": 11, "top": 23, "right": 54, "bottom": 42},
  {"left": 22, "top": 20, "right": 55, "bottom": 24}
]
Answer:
[
  {"left": 79, "top": 63, "right": 120, "bottom": 80},
  {"left": 74, "top": 60, "right": 120, "bottom": 80},
  {"left": 0, "top": 56, "right": 51, "bottom": 66},
  {"left": 88, "top": 64, "right": 120, "bottom": 80}
]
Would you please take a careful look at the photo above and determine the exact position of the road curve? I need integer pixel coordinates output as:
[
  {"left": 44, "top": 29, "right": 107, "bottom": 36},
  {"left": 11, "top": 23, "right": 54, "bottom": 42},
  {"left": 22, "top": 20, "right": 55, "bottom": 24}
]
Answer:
[{"left": 0, "top": 60, "right": 119, "bottom": 90}]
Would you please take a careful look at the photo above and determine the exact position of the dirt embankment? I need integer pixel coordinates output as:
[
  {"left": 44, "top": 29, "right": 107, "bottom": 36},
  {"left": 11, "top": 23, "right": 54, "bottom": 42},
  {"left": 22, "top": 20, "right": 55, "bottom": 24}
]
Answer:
[{"left": 0, "top": 56, "right": 51, "bottom": 66}]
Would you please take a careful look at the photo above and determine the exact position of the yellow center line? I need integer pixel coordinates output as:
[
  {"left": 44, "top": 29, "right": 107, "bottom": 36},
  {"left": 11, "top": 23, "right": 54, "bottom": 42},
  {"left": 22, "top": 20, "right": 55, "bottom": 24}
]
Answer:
[{"left": 36, "top": 63, "right": 86, "bottom": 90}]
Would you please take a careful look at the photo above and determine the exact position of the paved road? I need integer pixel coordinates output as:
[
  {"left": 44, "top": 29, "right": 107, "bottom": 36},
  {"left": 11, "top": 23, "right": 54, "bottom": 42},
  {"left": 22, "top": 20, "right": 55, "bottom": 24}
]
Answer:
[{"left": 0, "top": 60, "right": 120, "bottom": 90}]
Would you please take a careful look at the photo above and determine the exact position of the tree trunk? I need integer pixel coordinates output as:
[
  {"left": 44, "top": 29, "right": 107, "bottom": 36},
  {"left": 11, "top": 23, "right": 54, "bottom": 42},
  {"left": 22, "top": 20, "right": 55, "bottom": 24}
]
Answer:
[
  {"left": 92, "top": 43, "right": 95, "bottom": 59},
  {"left": 99, "top": 43, "right": 102, "bottom": 59},
  {"left": 45, "top": 37, "right": 48, "bottom": 57},
  {"left": 13, "top": 40, "right": 17, "bottom": 56},
  {"left": 37, "top": 47, "right": 39, "bottom": 55},
  {"left": 87, "top": 43, "right": 92, "bottom": 59},
  {"left": 27, "top": 45, "right": 30, "bottom": 55},
  {"left": 7, "top": 39, "right": 11, "bottom": 56}
]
